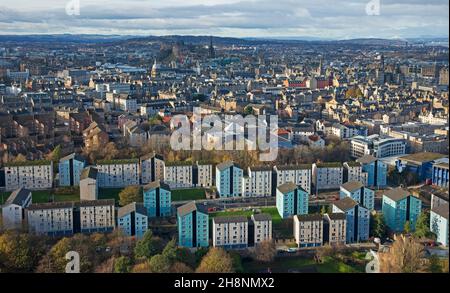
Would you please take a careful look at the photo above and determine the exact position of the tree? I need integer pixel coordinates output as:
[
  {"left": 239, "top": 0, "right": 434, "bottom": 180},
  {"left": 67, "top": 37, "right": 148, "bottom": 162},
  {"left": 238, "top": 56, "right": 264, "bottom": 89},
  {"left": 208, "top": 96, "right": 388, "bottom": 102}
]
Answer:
[
  {"left": 0, "top": 231, "right": 45, "bottom": 272},
  {"left": 414, "top": 211, "right": 433, "bottom": 239},
  {"left": 379, "top": 234, "right": 425, "bottom": 273},
  {"left": 170, "top": 261, "right": 194, "bottom": 273},
  {"left": 119, "top": 186, "right": 142, "bottom": 207},
  {"left": 253, "top": 240, "right": 277, "bottom": 263},
  {"left": 196, "top": 247, "right": 234, "bottom": 273},
  {"left": 13, "top": 154, "right": 27, "bottom": 163},
  {"left": 134, "top": 230, "right": 162, "bottom": 259},
  {"left": 162, "top": 238, "right": 177, "bottom": 263},
  {"left": 131, "top": 261, "right": 151, "bottom": 273},
  {"left": 404, "top": 221, "right": 411, "bottom": 234},
  {"left": 370, "top": 213, "right": 387, "bottom": 239},
  {"left": 114, "top": 256, "right": 132, "bottom": 273},
  {"left": 149, "top": 254, "right": 171, "bottom": 273},
  {"left": 427, "top": 255, "right": 443, "bottom": 273}
]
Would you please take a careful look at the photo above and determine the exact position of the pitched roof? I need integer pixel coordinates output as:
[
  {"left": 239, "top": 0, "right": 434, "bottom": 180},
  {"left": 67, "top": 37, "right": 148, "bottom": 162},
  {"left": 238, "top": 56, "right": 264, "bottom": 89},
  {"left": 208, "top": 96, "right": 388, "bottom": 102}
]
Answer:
[
  {"left": 5, "top": 188, "right": 31, "bottom": 206},
  {"left": 80, "top": 166, "right": 98, "bottom": 180},
  {"left": 277, "top": 182, "right": 298, "bottom": 194},
  {"left": 216, "top": 161, "right": 235, "bottom": 171},
  {"left": 383, "top": 187, "right": 411, "bottom": 202},
  {"left": 252, "top": 213, "right": 272, "bottom": 222},
  {"left": 432, "top": 203, "right": 449, "bottom": 220},
  {"left": 77, "top": 199, "right": 115, "bottom": 208},
  {"left": 213, "top": 216, "right": 248, "bottom": 224},
  {"left": 118, "top": 202, "right": 147, "bottom": 218},
  {"left": 295, "top": 214, "right": 323, "bottom": 222},
  {"left": 59, "top": 153, "right": 85, "bottom": 163},
  {"left": 356, "top": 154, "right": 377, "bottom": 164},
  {"left": 333, "top": 197, "right": 358, "bottom": 212},
  {"left": 177, "top": 201, "right": 207, "bottom": 217},
  {"left": 341, "top": 181, "right": 364, "bottom": 192},
  {"left": 325, "top": 213, "right": 347, "bottom": 220},
  {"left": 27, "top": 201, "right": 75, "bottom": 211},
  {"left": 143, "top": 180, "right": 171, "bottom": 192}
]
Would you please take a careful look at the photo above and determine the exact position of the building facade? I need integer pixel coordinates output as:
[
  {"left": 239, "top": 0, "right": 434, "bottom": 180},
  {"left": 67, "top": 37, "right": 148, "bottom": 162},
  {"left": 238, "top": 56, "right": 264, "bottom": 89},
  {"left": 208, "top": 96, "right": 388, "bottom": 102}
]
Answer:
[
  {"left": 96, "top": 159, "right": 140, "bottom": 188},
  {"left": 216, "top": 162, "right": 244, "bottom": 198},
  {"left": 293, "top": 214, "right": 324, "bottom": 248},
  {"left": 78, "top": 200, "right": 115, "bottom": 234},
  {"left": 340, "top": 181, "right": 375, "bottom": 211},
  {"left": 27, "top": 202, "right": 75, "bottom": 236},
  {"left": 58, "top": 153, "right": 86, "bottom": 187},
  {"left": 332, "top": 197, "right": 370, "bottom": 243},
  {"left": 177, "top": 202, "right": 209, "bottom": 248},
  {"left": 213, "top": 216, "right": 248, "bottom": 249},
  {"left": 140, "top": 153, "right": 165, "bottom": 184},
  {"left": 79, "top": 167, "right": 98, "bottom": 201},
  {"left": 250, "top": 214, "right": 273, "bottom": 246},
  {"left": 4, "top": 161, "right": 53, "bottom": 191},
  {"left": 312, "top": 162, "right": 344, "bottom": 192},
  {"left": 164, "top": 162, "right": 193, "bottom": 189},
  {"left": 2, "top": 188, "right": 32, "bottom": 230},
  {"left": 118, "top": 202, "right": 148, "bottom": 239},
  {"left": 356, "top": 154, "right": 388, "bottom": 188},
  {"left": 382, "top": 188, "right": 422, "bottom": 232},
  {"left": 323, "top": 213, "right": 347, "bottom": 245},
  {"left": 274, "top": 164, "right": 312, "bottom": 194},
  {"left": 276, "top": 182, "right": 309, "bottom": 219},
  {"left": 143, "top": 181, "right": 172, "bottom": 217}
]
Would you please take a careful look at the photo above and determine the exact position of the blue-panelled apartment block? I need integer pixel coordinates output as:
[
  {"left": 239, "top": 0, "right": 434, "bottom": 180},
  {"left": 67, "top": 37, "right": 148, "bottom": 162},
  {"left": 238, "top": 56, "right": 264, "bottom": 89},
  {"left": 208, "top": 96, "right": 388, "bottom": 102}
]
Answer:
[
  {"left": 332, "top": 197, "right": 370, "bottom": 243},
  {"left": 143, "top": 180, "right": 172, "bottom": 217},
  {"left": 59, "top": 153, "right": 86, "bottom": 186},
  {"left": 118, "top": 202, "right": 148, "bottom": 239},
  {"left": 340, "top": 181, "right": 375, "bottom": 211},
  {"left": 356, "top": 154, "right": 387, "bottom": 188},
  {"left": 382, "top": 187, "right": 422, "bottom": 232},
  {"left": 177, "top": 201, "right": 209, "bottom": 248},
  {"left": 216, "top": 161, "right": 243, "bottom": 198},
  {"left": 276, "top": 182, "right": 309, "bottom": 219},
  {"left": 432, "top": 161, "right": 449, "bottom": 189}
]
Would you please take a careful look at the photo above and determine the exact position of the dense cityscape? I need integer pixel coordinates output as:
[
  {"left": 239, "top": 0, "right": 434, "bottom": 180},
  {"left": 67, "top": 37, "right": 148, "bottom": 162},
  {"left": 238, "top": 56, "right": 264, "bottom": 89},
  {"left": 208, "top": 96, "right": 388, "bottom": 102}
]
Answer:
[{"left": 0, "top": 33, "right": 447, "bottom": 274}]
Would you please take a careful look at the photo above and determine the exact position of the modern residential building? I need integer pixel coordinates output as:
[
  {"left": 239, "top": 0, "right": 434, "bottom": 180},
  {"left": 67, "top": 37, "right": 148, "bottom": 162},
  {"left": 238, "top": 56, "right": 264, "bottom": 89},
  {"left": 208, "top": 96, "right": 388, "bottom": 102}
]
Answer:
[
  {"left": 396, "top": 153, "right": 448, "bottom": 183},
  {"left": 143, "top": 180, "right": 172, "bottom": 217},
  {"left": 216, "top": 161, "right": 244, "bottom": 198},
  {"left": 274, "top": 164, "right": 312, "bottom": 194},
  {"left": 140, "top": 153, "right": 165, "bottom": 184},
  {"left": 96, "top": 159, "right": 140, "bottom": 188},
  {"left": 356, "top": 154, "right": 388, "bottom": 188},
  {"left": 177, "top": 201, "right": 209, "bottom": 248},
  {"left": 79, "top": 167, "right": 98, "bottom": 201},
  {"left": 27, "top": 202, "right": 75, "bottom": 236},
  {"left": 332, "top": 197, "right": 370, "bottom": 243},
  {"left": 432, "top": 160, "right": 449, "bottom": 189},
  {"left": 244, "top": 166, "right": 273, "bottom": 197},
  {"left": 323, "top": 213, "right": 347, "bottom": 245},
  {"left": 3, "top": 160, "right": 53, "bottom": 191},
  {"left": 430, "top": 202, "right": 449, "bottom": 247},
  {"left": 77, "top": 200, "right": 115, "bottom": 234},
  {"left": 350, "top": 135, "right": 406, "bottom": 159},
  {"left": 58, "top": 153, "right": 86, "bottom": 187},
  {"left": 2, "top": 188, "right": 32, "bottom": 230},
  {"left": 118, "top": 202, "right": 148, "bottom": 239},
  {"left": 382, "top": 188, "right": 422, "bottom": 232},
  {"left": 164, "top": 161, "right": 193, "bottom": 189},
  {"left": 340, "top": 181, "right": 375, "bottom": 210},
  {"left": 343, "top": 161, "right": 368, "bottom": 186},
  {"left": 194, "top": 162, "right": 214, "bottom": 188},
  {"left": 312, "top": 162, "right": 344, "bottom": 192},
  {"left": 213, "top": 216, "right": 248, "bottom": 249},
  {"left": 293, "top": 214, "right": 324, "bottom": 248},
  {"left": 276, "top": 182, "right": 309, "bottom": 219},
  {"left": 250, "top": 214, "right": 272, "bottom": 246}
]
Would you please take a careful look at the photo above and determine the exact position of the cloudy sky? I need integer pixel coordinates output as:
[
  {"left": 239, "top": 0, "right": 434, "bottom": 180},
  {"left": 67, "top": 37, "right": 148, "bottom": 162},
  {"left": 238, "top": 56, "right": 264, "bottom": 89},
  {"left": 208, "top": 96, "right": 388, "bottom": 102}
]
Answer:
[{"left": 0, "top": 0, "right": 448, "bottom": 39}]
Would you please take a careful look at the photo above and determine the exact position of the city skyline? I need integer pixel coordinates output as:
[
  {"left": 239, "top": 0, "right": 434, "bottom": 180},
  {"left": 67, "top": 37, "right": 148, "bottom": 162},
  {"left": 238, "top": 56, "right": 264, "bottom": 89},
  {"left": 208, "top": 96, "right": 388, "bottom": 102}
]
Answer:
[{"left": 0, "top": 0, "right": 448, "bottom": 39}]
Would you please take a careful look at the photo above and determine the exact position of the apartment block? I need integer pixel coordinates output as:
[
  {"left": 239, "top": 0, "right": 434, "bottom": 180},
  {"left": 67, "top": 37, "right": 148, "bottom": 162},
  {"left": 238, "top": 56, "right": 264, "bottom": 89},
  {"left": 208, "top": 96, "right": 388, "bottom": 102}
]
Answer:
[
  {"left": 118, "top": 202, "right": 148, "bottom": 239},
  {"left": 164, "top": 162, "right": 193, "bottom": 189},
  {"left": 312, "top": 162, "right": 344, "bottom": 192},
  {"left": 177, "top": 202, "right": 209, "bottom": 248},
  {"left": 323, "top": 213, "right": 347, "bottom": 245},
  {"left": 27, "top": 202, "right": 75, "bottom": 236},
  {"left": 382, "top": 188, "right": 422, "bottom": 232},
  {"left": 216, "top": 161, "right": 244, "bottom": 198},
  {"left": 2, "top": 188, "right": 32, "bottom": 230},
  {"left": 340, "top": 181, "right": 375, "bottom": 211},
  {"left": 58, "top": 153, "right": 86, "bottom": 187},
  {"left": 140, "top": 153, "right": 165, "bottom": 184},
  {"left": 276, "top": 182, "right": 309, "bottom": 219},
  {"left": 244, "top": 166, "right": 273, "bottom": 197},
  {"left": 430, "top": 202, "right": 449, "bottom": 247},
  {"left": 213, "top": 216, "right": 248, "bottom": 249},
  {"left": 79, "top": 167, "right": 98, "bottom": 201},
  {"left": 343, "top": 161, "right": 368, "bottom": 186},
  {"left": 432, "top": 161, "right": 449, "bottom": 189},
  {"left": 77, "top": 200, "right": 115, "bottom": 234},
  {"left": 143, "top": 180, "right": 172, "bottom": 217},
  {"left": 250, "top": 214, "right": 273, "bottom": 246},
  {"left": 356, "top": 154, "right": 388, "bottom": 188},
  {"left": 293, "top": 214, "right": 324, "bottom": 248},
  {"left": 96, "top": 159, "right": 140, "bottom": 188},
  {"left": 194, "top": 162, "right": 214, "bottom": 188},
  {"left": 274, "top": 164, "right": 312, "bottom": 194},
  {"left": 4, "top": 160, "right": 53, "bottom": 191},
  {"left": 332, "top": 197, "right": 370, "bottom": 243}
]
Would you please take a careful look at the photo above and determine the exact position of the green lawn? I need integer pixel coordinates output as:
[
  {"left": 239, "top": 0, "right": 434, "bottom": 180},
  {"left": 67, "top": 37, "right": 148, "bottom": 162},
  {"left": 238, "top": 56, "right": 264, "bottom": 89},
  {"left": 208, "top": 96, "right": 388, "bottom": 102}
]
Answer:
[
  {"left": 171, "top": 188, "right": 206, "bottom": 201},
  {"left": 210, "top": 207, "right": 292, "bottom": 239},
  {"left": 98, "top": 188, "right": 123, "bottom": 202},
  {"left": 1, "top": 190, "right": 79, "bottom": 205},
  {"left": 243, "top": 255, "right": 364, "bottom": 273}
]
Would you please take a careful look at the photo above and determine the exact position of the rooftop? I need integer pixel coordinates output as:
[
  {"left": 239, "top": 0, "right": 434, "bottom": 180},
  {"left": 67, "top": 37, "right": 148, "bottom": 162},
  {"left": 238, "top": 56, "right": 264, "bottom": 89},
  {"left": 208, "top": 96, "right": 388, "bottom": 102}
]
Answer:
[
  {"left": 383, "top": 187, "right": 411, "bottom": 202},
  {"left": 341, "top": 181, "right": 364, "bottom": 192},
  {"left": 401, "top": 152, "right": 447, "bottom": 164},
  {"left": 213, "top": 216, "right": 248, "bottom": 224},
  {"left": 333, "top": 197, "right": 358, "bottom": 212}
]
